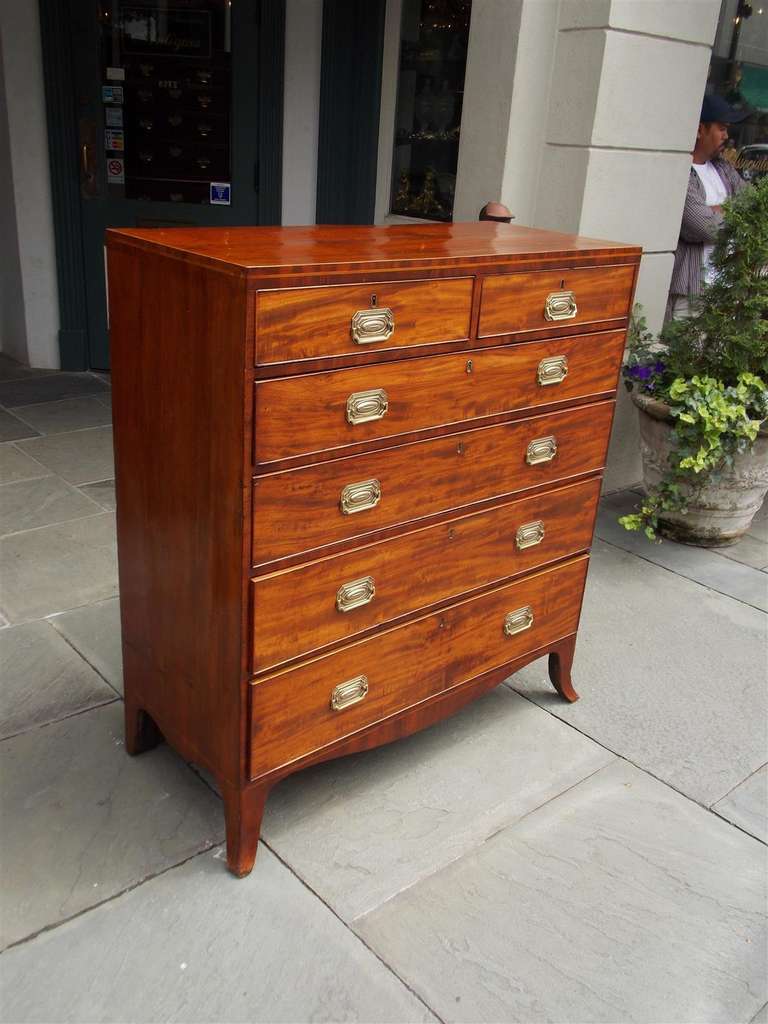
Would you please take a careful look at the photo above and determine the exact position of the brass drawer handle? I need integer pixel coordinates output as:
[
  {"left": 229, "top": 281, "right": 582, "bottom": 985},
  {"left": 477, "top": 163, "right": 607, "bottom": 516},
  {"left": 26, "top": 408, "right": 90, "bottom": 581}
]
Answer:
[
  {"left": 516, "top": 520, "right": 545, "bottom": 550},
  {"left": 351, "top": 307, "right": 395, "bottom": 345},
  {"left": 331, "top": 674, "right": 369, "bottom": 711},
  {"left": 346, "top": 388, "right": 389, "bottom": 425},
  {"left": 537, "top": 355, "right": 568, "bottom": 386},
  {"left": 503, "top": 605, "right": 534, "bottom": 637},
  {"left": 339, "top": 478, "right": 381, "bottom": 515},
  {"left": 336, "top": 575, "right": 376, "bottom": 613},
  {"left": 544, "top": 290, "right": 577, "bottom": 321},
  {"left": 526, "top": 435, "right": 558, "bottom": 465}
]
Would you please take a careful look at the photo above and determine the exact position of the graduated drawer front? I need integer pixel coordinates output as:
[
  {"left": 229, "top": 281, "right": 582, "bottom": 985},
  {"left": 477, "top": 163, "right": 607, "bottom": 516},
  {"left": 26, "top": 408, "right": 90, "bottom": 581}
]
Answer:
[
  {"left": 249, "top": 555, "right": 589, "bottom": 778},
  {"left": 252, "top": 401, "right": 613, "bottom": 565},
  {"left": 251, "top": 477, "right": 599, "bottom": 672},
  {"left": 254, "top": 330, "right": 625, "bottom": 464},
  {"left": 255, "top": 277, "right": 473, "bottom": 363},
  {"left": 478, "top": 264, "right": 635, "bottom": 338}
]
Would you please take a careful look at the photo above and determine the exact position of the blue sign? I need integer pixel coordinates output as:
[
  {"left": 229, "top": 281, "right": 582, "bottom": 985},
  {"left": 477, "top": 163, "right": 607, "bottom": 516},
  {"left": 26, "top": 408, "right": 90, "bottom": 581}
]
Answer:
[{"left": 210, "top": 182, "right": 231, "bottom": 206}]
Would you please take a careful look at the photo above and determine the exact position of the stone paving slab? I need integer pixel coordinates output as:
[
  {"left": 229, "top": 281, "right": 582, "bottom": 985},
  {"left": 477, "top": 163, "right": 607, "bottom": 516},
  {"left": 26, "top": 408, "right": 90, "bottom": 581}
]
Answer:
[
  {"left": 0, "top": 356, "right": 57, "bottom": 384},
  {"left": 264, "top": 686, "right": 615, "bottom": 921},
  {"left": 595, "top": 498, "right": 768, "bottom": 611},
  {"left": 0, "top": 409, "right": 40, "bottom": 442},
  {"left": 0, "top": 845, "right": 436, "bottom": 1024},
  {"left": 713, "top": 765, "right": 768, "bottom": 844},
  {"left": 0, "top": 512, "right": 117, "bottom": 623},
  {"left": 0, "top": 620, "right": 117, "bottom": 739},
  {"left": 79, "top": 479, "right": 116, "bottom": 511},
  {"left": 0, "top": 374, "right": 108, "bottom": 408},
  {"left": 0, "top": 702, "right": 223, "bottom": 949},
  {"left": 12, "top": 397, "right": 112, "bottom": 435},
  {"left": 48, "top": 597, "right": 123, "bottom": 693},
  {"left": 16, "top": 427, "right": 114, "bottom": 486},
  {"left": 715, "top": 533, "right": 768, "bottom": 571},
  {"left": 355, "top": 760, "right": 768, "bottom": 1024},
  {"left": 0, "top": 445, "right": 50, "bottom": 484},
  {"left": 0, "top": 476, "right": 102, "bottom": 536},
  {"left": 509, "top": 540, "right": 768, "bottom": 808}
]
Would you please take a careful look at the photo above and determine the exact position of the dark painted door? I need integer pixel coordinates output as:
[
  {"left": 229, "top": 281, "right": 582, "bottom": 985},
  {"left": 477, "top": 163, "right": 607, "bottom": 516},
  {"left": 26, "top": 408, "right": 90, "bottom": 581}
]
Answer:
[{"left": 72, "top": 1, "right": 262, "bottom": 369}]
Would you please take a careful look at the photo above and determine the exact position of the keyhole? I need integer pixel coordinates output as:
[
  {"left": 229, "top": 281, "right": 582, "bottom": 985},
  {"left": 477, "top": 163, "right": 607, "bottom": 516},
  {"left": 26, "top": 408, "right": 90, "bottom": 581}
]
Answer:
[
  {"left": 448, "top": 528, "right": 456, "bottom": 540},
  {"left": 456, "top": 442, "right": 465, "bottom": 456},
  {"left": 370, "top": 294, "right": 377, "bottom": 307},
  {"left": 560, "top": 279, "right": 565, "bottom": 289},
  {"left": 466, "top": 359, "right": 473, "bottom": 374}
]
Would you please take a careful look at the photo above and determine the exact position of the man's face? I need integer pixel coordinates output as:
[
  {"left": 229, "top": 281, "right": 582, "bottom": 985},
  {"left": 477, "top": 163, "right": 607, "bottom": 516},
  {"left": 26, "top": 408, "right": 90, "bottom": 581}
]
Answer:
[{"left": 697, "top": 121, "right": 730, "bottom": 160}]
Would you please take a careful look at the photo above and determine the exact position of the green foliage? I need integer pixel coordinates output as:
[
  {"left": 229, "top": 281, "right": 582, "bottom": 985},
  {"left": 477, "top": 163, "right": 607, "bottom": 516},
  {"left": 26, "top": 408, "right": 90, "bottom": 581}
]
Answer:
[{"left": 620, "top": 176, "right": 768, "bottom": 540}]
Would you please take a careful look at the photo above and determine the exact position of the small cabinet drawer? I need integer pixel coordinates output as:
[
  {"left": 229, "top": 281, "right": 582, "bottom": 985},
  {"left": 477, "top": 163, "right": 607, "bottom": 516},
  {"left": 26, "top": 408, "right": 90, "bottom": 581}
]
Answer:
[
  {"left": 253, "top": 331, "right": 625, "bottom": 465},
  {"left": 250, "top": 477, "right": 599, "bottom": 672},
  {"left": 478, "top": 264, "right": 635, "bottom": 338},
  {"left": 248, "top": 555, "right": 589, "bottom": 779},
  {"left": 252, "top": 401, "right": 614, "bottom": 565},
  {"left": 255, "top": 277, "right": 473, "bottom": 364}
]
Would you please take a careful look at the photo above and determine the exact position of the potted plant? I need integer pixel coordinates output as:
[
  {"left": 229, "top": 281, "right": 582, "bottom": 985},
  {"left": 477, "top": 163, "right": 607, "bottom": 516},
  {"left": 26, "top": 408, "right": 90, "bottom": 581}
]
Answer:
[{"left": 620, "top": 175, "right": 768, "bottom": 545}]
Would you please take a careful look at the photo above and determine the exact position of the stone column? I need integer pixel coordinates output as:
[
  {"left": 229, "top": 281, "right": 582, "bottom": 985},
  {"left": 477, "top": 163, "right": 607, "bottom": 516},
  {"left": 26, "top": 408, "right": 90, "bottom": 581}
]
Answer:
[{"left": 533, "top": 0, "right": 721, "bottom": 490}]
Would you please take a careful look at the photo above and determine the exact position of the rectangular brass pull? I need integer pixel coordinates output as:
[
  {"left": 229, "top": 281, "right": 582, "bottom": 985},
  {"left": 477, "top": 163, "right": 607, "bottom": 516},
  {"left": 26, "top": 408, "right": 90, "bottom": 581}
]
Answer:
[
  {"left": 336, "top": 575, "right": 376, "bottom": 613},
  {"left": 516, "top": 520, "right": 545, "bottom": 550},
  {"left": 526, "top": 435, "right": 557, "bottom": 465},
  {"left": 503, "top": 605, "right": 534, "bottom": 637},
  {"left": 339, "top": 478, "right": 381, "bottom": 515},
  {"left": 351, "top": 307, "right": 394, "bottom": 344},
  {"left": 537, "top": 355, "right": 568, "bottom": 386},
  {"left": 330, "top": 674, "right": 369, "bottom": 711},
  {"left": 346, "top": 388, "right": 389, "bottom": 425},
  {"left": 544, "top": 290, "right": 577, "bottom": 321}
]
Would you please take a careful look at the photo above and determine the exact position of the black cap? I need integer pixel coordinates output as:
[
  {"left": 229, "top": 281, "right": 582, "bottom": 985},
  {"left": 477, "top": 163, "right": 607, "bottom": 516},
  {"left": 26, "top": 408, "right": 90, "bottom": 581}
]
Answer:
[{"left": 700, "top": 94, "right": 749, "bottom": 124}]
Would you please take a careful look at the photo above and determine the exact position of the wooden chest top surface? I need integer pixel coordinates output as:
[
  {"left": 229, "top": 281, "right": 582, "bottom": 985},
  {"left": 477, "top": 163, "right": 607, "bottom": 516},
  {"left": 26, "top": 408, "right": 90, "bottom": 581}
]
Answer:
[{"left": 106, "top": 222, "right": 641, "bottom": 275}]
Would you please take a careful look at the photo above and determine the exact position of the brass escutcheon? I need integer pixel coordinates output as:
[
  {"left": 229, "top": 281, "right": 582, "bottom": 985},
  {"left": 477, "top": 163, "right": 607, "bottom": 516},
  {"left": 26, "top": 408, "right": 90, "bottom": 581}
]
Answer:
[
  {"left": 537, "top": 355, "right": 568, "bottom": 386},
  {"left": 526, "top": 435, "right": 558, "bottom": 465},
  {"left": 336, "top": 575, "right": 376, "bottom": 613},
  {"left": 339, "top": 478, "right": 381, "bottom": 515},
  {"left": 515, "top": 520, "right": 545, "bottom": 550},
  {"left": 544, "top": 290, "right": 577, "bottom": 321},
  {"left": 503, "top": 605, "right": 534, "bottom": 637},
  {"left": 351, "top": 307, "right": 394, "bottom": 345},
  {"left": 330, "top": 674, "right": 369, "bottom": 711}
]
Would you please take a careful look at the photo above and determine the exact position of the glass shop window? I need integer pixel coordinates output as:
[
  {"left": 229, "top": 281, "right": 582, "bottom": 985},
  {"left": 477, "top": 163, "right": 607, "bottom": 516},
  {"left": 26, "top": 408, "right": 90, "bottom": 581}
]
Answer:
[
  {"left": 100, "top": 0, "right": 232, "bottom": 204},
  {"left": 390, "top": 0, "right": 472, "bottom": 222}
]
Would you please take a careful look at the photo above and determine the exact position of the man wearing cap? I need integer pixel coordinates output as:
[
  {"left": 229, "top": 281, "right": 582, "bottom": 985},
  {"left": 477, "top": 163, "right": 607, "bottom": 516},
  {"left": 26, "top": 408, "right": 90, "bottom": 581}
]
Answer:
[{"left": 667, "top": 95, "right": 747, "bottom": 320}]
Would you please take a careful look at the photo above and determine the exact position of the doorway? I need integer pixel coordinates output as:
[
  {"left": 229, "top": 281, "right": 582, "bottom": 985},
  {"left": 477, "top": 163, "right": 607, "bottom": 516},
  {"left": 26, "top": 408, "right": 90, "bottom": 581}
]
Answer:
[{"left": 41, "top": 0, "right": 284, "bottom": 370}]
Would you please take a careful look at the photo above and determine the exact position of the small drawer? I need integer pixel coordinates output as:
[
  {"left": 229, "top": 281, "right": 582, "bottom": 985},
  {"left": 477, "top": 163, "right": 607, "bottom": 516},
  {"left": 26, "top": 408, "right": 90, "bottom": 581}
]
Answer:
[
  {"left": 252, "top": 401, "right": 614, "bottom": 565},
  {"left": 250, "top": 477, "right": 599, "bottom": 672},
  {"left": 248, "top": 555, "right": 589, "bottom": 779},
  {"left": 478, "top": 264, "right": 635, "bottom": 339},
  {"left": 255, "top": 277, "right": 473, "bottom": 364},
  {"left": 253, "top": 330, "right": 625, "bottom": 465}
]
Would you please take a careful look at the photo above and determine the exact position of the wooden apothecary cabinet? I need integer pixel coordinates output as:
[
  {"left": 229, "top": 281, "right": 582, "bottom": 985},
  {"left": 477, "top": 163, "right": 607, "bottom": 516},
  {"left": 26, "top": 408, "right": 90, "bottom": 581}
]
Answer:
[{"left": 106, "top": 222, "right": 640, "bottom": 876}]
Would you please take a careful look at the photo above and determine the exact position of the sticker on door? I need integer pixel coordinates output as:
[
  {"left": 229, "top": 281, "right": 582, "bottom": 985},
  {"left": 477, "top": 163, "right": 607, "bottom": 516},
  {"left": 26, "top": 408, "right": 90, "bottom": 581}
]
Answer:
[
  {"left": 210, "top": 182, "right": 231, "bottom": 205},
  {"left": 107, "top": 158, "right": 125, "bottom": 184}
]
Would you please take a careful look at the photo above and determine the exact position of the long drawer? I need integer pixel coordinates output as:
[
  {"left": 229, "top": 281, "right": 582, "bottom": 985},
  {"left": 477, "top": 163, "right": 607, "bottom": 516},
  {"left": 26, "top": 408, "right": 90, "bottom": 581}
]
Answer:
[
  {"left": 478, "top": 264, "right": 635, "bottom": 338},
  {"left": 254, "top": 330, "right": 625, "bottom": 464},
  {"left": 255, "top": 277, "right": 473, "bottom": 364},
  {"left": 252, "top": 401, "right": 614, "bottom": 566},
  {"left": 249, "top": 555, "right": 589, "bottom": 778},
  {"left": 251, "top": 478, "right": 599, "bottom": 672}
]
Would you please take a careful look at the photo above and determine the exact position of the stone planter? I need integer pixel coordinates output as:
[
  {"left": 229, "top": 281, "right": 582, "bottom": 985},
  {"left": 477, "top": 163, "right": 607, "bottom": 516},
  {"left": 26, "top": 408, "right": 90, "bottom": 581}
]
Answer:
[{"left": 632, "top": 390, "right": 768, "bottom": 546}]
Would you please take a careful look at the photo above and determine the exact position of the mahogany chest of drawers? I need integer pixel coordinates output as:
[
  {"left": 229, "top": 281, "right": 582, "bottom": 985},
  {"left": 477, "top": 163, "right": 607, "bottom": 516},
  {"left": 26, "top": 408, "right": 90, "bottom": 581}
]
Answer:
[{"left": 107, "top": 223, "right": 640, "bottom": 876}]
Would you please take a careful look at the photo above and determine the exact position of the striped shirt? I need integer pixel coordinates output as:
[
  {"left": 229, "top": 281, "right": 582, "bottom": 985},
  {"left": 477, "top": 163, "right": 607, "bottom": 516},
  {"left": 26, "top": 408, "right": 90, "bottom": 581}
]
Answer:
[{"left": 669, "top": 157, "right": 745, "bottom": 300}]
